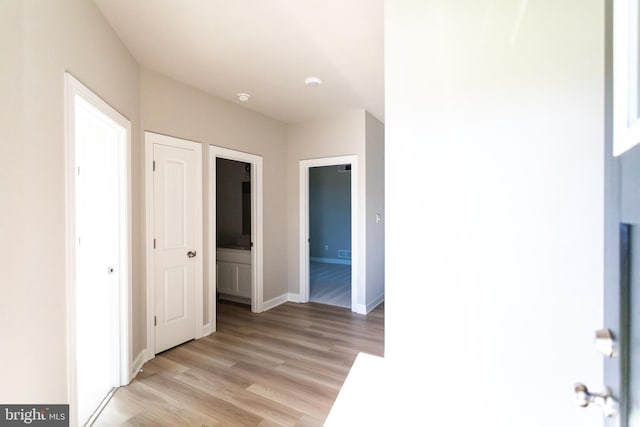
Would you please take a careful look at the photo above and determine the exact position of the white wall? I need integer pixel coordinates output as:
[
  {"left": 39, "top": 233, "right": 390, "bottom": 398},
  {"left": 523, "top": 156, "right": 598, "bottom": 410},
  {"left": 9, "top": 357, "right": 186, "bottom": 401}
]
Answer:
[
  {"left": 286, "top": 111, "right": 367, "bottom": 308},
  {"left": 365, "top": 113, "right": 384, "bottom": 310},
  {"left": 140, "top": 68, "right": 288, "bottom": 305},
  {"left": 0, "top": 0, "right": 141, "bottom": 403},
  {"left": 287, "top": 110, "right": 385, "bottom": 312},
  {"left": 385, "top": 1, "right": 603, "bottom": 425}
]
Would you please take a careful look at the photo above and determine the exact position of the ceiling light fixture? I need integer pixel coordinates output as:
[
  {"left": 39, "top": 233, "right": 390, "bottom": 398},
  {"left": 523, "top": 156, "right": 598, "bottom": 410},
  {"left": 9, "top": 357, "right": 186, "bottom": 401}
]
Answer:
[
  {"left": 304, "top": 76, "right": 322, "bottom": 87},
  {"left": 237, "top": 93, "right": 250, "bottom": 102}
]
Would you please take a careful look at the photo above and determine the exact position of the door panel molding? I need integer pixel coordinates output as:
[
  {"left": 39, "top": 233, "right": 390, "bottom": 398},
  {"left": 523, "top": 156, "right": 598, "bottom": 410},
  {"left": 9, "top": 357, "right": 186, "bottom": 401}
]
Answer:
[{"left": 145, "top": 132, "right": 203, "bottom": 358}]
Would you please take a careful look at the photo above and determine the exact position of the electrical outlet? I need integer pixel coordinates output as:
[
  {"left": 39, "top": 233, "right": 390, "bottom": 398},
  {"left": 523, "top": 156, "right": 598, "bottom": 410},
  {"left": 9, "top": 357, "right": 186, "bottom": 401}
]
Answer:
[{"left": 324, "top": 245, "right": 329, "bottom": 251}]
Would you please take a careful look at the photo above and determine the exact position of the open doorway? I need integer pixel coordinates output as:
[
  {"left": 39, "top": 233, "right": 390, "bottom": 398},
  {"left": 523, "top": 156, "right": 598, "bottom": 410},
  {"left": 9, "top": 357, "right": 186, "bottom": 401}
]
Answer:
[
  {"left": 209, "top": 146, "right": 264, "bottom": 330},
  {"left": 215, "top": 158, "right": 253, "bottom": 306},
  {"left": 308, "top": 165, "right": 352, "bottom": 308},
  {"left": 299, "top": 155, "right": 359, "bottom": 312},
  {"left": 65, "top": 73, "right": 131, "bottom": 426}
]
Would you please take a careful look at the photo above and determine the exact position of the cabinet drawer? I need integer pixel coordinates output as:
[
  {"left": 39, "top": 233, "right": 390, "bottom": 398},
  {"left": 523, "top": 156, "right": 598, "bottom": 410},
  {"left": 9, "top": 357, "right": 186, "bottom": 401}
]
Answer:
[{"left": 216, "top": 248, "right": 251, "bottom": 264}]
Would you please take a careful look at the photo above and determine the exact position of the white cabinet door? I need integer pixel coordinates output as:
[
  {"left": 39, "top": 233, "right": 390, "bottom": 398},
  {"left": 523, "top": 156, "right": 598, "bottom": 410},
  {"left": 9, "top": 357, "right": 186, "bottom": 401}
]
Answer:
[
  {"left": 236, "top": 263, "right": 252, "bottom": 298},
  {"left": 216, "top": 261, "right": 235, "bottom": 294}
]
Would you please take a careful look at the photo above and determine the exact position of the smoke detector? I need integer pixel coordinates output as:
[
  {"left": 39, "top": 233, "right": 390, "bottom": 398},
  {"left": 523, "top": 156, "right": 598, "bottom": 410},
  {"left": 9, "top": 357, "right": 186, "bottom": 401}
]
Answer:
[
  {"left": 237, "top": 93, "right": 250, "bottom": 102},
  {"left": 304, "top": 76, "right": 322, "bottom": 87}
]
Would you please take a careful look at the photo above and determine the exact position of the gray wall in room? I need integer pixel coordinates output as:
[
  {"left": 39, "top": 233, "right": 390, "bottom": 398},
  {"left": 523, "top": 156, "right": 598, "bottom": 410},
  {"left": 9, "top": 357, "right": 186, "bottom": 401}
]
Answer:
[
  {"left": 217, "top": 158, "right": 250, "bottom": 247},
  {"left": 309, "top": 165, "right": 351, "bottom": 260}
]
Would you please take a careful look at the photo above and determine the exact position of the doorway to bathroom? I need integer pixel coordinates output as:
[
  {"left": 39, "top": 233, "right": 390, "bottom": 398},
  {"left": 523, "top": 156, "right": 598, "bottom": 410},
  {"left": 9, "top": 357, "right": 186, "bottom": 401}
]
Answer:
[
  {"left": 215, "top": 158, "right": 253, "bottom": 307},
  {"left": 209, "top": 146, "right": 264, "bottom": 328}
]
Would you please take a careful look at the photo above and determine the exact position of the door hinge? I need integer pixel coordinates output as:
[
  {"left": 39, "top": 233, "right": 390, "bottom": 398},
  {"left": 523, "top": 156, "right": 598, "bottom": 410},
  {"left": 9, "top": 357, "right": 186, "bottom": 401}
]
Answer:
[
  {"left": 77, "top": 166, "right": 80, "bottom": 176},
  {"left": 153, "top": 160, "right": 156, "bottom": 171},
  {"left": 153, "top": 238, "right": 156, "bottom": 249},
  {"left": 154, "top": 315, "right": 157, "bottom": 326}
]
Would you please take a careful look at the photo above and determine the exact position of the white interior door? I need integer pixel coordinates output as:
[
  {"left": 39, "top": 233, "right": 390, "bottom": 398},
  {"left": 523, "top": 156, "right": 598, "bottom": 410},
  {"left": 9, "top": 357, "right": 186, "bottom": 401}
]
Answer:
[
  {"left": 74, "top": 98, "right": 121, "bottom": 425},
  {"left": 151, "top": 138, "right": 202, "bottom": 354}
]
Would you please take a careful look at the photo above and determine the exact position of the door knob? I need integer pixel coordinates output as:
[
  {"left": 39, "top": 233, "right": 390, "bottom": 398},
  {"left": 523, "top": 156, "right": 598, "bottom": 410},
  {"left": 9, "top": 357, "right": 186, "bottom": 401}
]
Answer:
[
  {"left": 187, "top": 251, "right": 197, "bottom": 258},
  {"left": 574, "top": 383, "right": 617, "bottom": 417}
]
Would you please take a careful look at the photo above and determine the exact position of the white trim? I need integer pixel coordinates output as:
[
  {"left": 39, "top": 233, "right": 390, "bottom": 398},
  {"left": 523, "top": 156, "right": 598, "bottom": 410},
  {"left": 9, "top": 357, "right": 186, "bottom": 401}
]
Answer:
[
  {"left": 65, "top": 73, "right": 132, "bottom": 427},
  {"left": 613, "top": 0, "right": 640, "bottom": 155},
  {"left": 263, "top": 294, "right": 289, "bottom": 311},
  {"left": 130, "top": 350, "right": 146, "bottom": 380},
  {"left": 144, "top": 132, "right": 204, "bottom": 356},
  {"left": 365, "top": 294, "right": 385, "bottom": 314},
  {"left": 299, "top": 156, "right": 360, "bottom": 313},
  {"left": 263, "top": 293, "right": 301, "bottom": 310},
  {"left": 310, "top": 257, "right": 352, "bottom": 265},
  {"left": 209, "top": 146, "right": 264, "bottom": 320}
]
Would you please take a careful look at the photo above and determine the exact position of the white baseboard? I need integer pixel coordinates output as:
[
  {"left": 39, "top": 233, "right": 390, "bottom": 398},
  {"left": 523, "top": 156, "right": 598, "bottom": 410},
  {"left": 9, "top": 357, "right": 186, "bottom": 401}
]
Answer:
[
  {"left": 352, "top": 304, "right": 367, "bottom": 314},
  {"left": 130, "top": 350, "right": 147, "bottom": 382},
  {"left": 310, "top": 257, "right": 352, "bottom": 266},
  {"left": 262, "top": 292, "right": 301, "bottom": 311},
  {"left": 286, "top": 292, "right": 301, "bottom": 303},
  {"left": 366, "top": 294, "right": 385, "bottom": 313},
  {"left": 202, "top": 322, "right": 214, "bottom": 336},
  {"left": 263, "top": 293, "right": 288, "bottom": 310}
]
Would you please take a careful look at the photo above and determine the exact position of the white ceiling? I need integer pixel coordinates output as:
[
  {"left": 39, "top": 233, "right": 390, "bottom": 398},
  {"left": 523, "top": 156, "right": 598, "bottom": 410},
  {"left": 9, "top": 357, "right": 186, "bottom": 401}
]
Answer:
[{"left": 94, "top": 0, "right": 384, "bottom": 124}]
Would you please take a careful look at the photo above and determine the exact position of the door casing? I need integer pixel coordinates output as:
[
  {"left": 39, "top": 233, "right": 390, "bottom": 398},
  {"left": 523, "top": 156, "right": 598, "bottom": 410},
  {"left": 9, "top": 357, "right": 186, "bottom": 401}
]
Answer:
[
  {"left": 209, "top": 145, "right": 264, "bottom": 322},
  {"left": 299, "top": 155, "right": 361, "bottom": 313},
  {"left": 144, "top": 132, "right": 204, "bottom": 358},
  {"left": 64, "top": 73, "right": 132, "bottom": 427}
]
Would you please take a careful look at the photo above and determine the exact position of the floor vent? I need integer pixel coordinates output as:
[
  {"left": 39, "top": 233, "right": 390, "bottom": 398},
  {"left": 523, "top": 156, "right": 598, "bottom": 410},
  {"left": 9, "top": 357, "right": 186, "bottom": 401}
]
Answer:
[{"left": 338, "top": 250, "right": 352, "bottom": 259}]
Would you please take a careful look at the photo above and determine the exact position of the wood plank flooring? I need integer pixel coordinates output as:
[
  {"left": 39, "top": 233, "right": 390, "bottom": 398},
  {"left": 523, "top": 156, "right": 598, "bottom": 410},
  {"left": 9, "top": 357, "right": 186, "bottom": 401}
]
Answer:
[
  {"left": 309, "top": 262, "right": 351, "bottom": 308},
  {"left": 95, "top": 300, "right": 384, "bottom": 426}
]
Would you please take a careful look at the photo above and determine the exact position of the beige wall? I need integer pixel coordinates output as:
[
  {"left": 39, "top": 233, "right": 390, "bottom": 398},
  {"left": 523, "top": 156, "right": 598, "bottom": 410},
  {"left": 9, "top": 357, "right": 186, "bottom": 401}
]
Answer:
[
  {"left": 365, "top": 113, "right": 384, "bottom": 310},
  {"left": 286, "top": 111, "right": 368, "bottom": 310},
  {"left": 140, "top": 68, "right": 288, "bottom": 308},
  {"left": 0, "top": 0, "right": 141, "bottom": 402}
]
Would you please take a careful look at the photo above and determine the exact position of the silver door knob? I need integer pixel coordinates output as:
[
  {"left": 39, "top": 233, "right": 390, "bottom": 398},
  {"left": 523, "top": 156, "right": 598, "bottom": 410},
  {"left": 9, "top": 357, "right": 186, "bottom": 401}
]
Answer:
[
  {"left": 187, "top": 251, "right": 197, "bottom": 258},
  {"left": 574, "top": 383, "right": 617, "bottom": 417}
]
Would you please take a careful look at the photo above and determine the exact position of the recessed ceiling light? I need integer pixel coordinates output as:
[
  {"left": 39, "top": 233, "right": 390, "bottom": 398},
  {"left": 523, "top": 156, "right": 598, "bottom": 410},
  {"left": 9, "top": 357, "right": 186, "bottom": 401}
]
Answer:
[
  {"left": 237, "top": 93, "right": 250, "bottom": 102},
  {"left": 304, "top": 76, "right": 322, "bottom": 87}
]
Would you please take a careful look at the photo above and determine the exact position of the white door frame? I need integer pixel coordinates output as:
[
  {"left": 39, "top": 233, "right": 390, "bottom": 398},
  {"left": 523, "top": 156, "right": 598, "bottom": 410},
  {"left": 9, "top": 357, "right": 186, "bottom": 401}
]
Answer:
[
  {"left": 209, "top": 146, "right": 264, "bottom": 320},
  {"left": 145, "top": 132, "right": 204, "bottom": 357},
  {"left": 299, "top": 156, "right": 360, "bottom": 312},
  {"left": 64, "top": 73, "right": 132, "bottom": 426}
]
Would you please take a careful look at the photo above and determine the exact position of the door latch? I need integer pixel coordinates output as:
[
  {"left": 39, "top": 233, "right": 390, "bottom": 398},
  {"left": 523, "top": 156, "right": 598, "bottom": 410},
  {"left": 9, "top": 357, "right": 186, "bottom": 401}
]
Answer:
[{"left": 594, "top": 328, "right": 617, "bottom": 357}]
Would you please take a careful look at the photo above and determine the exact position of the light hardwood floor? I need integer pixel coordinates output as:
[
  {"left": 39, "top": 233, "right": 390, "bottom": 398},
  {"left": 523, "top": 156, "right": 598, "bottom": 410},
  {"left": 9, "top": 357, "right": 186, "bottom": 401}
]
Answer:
[
  {"left": 95, "top": 300, "right": 384, "bottom": 426},
  {"left": 309, "top": 262, "right": 351, "bottom": 308}
]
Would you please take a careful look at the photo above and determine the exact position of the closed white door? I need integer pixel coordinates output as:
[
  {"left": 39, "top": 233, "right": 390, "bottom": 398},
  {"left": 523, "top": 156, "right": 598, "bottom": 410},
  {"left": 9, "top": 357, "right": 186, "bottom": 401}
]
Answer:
[
  {"left": 74, "top": 98, "right": 121, "bottom": 425},
  {"left": 152, "top": 140, "right": 201, "bottom": 353}
]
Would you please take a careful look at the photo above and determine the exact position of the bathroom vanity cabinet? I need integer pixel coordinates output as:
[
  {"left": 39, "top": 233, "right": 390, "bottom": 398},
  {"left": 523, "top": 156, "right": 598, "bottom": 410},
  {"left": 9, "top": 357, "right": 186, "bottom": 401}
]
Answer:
[{"left": 216, "top": 248, "right": 251, "bottom": 299}]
